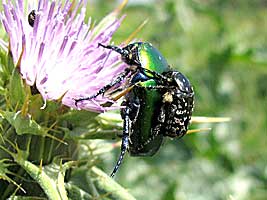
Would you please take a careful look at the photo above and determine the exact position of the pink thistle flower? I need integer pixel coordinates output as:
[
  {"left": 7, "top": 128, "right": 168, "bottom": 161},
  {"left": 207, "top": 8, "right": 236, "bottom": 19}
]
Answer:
[{"left": 1, "top": 0, "right": 127, "bottom": 112}]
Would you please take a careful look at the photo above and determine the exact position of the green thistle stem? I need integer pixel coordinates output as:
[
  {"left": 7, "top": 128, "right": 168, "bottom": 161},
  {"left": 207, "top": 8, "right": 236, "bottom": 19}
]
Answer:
[
  {"left": 38, "top": 137, "right": 45, "bottom": 161},
  {"left": 15, "top": 158, "right": 65, "bottom": 200},
  {"left": 91, "top": 167, "right": 137, "bottom": 200}
]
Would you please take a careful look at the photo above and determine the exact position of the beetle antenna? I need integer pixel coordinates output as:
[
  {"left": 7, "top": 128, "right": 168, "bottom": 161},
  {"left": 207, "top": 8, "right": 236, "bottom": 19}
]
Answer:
[{"left": 98, "top": 43, "right": 128, "bottom": 57}]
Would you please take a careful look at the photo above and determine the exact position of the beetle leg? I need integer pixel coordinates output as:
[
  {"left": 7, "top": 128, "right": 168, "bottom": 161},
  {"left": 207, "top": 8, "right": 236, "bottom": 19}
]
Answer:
[
  {"left": 74, "top": 68, "right": 131, "bottom": 106},
  {"left": 110, "top": 105, "right": 130, "bottom": 177}
]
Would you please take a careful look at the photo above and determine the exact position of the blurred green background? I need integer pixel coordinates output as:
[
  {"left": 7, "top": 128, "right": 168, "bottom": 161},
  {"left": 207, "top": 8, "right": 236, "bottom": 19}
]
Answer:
[{"left": 89, "top": 0, "right": 267, "bottom": 199}]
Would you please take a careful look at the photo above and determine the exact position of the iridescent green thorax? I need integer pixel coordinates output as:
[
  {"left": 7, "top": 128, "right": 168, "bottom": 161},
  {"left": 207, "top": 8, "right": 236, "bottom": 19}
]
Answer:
[{"left": 137, "top": 42, "right": 170, "bottom": 73}]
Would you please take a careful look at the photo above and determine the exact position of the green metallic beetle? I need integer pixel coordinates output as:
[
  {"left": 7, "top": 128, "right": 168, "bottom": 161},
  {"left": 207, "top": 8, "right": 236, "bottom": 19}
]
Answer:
[
  {"left": 27, "top": 10, "right": 194, "bottom": 176},
  {"left": 75, "top": 42, "right": 194, "bottom": 177}
]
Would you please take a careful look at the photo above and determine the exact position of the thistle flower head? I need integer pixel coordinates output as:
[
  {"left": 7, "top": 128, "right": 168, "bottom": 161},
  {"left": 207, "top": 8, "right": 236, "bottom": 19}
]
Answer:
[{"left": 1, "top": 0, "right": 127, "bottom": 112}]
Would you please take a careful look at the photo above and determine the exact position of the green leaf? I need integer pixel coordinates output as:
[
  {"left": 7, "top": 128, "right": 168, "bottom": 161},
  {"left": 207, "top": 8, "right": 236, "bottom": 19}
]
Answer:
[
  {"left": 15, "top": 158, "right": 66, "bottom": 200},
  {"left": 8, "top": 67, "right": 26, "bottom": 108},
  {"left": 2, "top": 42, "right": 27, "bottom": 108},
  {"left": 7, "top": 196, "right": 47, "bottom": 200},
  {"left": 64, "top": 112, "right": 122, "bottom": 140},
  {"left": 0, "top": 110, "right": 46, "bottom": 136},
  {"left": 0, "top": 159, "right": 25, "bottom": 194},
  {"left": 91, "top": 167, "right": 137, "bottom": 200},
  {"left": 65, "top": 183, "right": 92, "bottom": 200},
  {"left": 68, "top": 126, "right": 119, "bottom": 140},
  {"left": 161, "top": 182, "right": 176, "bottom": 200},
  {"left": 0, "top": 47, "right": 13, "bottom": 84},
  {"left": 59, "top": 110, "right": 99, "bottom": 127},
  {"left": 2, "top": 145, "right": 71, "bottom": 200},
  {"left": 0, "top": 50, "right": 7, "bottom": 83},
  {"left": 96, "top": 112, "right": 122, "bottom": 128},
  {"left": 7, "top": 47, "right": 15, "bottom": 76}
]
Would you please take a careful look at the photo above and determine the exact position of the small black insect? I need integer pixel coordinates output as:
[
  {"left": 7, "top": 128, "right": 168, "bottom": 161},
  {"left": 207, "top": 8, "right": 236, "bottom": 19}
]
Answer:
[{"left": 28, "top": 10, "right": 36, "bottom": 27}]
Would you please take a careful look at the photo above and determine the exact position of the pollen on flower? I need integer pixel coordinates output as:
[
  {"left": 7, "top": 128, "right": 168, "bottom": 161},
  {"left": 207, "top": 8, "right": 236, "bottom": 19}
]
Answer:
[{"left": 1, "top": 0, "right": 127, "bottom": 112}]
